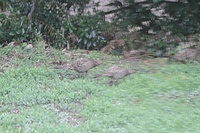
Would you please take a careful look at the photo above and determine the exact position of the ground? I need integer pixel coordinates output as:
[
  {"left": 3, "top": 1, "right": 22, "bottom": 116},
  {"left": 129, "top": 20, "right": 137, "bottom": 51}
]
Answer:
[{"left": 0, "top": 43, "right": 199, "bottom": 132}]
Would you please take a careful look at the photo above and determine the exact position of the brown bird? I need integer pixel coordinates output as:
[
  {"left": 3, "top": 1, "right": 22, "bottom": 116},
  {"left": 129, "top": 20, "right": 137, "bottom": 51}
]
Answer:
[
  {"left": 55, "top": 58, "right": 102, "bottom": 74},
  {"left": 95, "top": 66, "right": 134, "bottom": 79},
  {"left": 71, "top": 58, "right": 102, "bottom": 73}
]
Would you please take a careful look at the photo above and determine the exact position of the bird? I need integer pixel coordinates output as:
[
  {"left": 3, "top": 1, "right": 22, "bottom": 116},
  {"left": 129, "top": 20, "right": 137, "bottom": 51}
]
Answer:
[
  {"left": 95, "top": 66, "right": 134, "bottom": 79},
  {"left": 55, "top": 58, "right": 102, "bottom": 77},
  {"left": 71, "top": 58, "right": 102, "bottom": 73}
]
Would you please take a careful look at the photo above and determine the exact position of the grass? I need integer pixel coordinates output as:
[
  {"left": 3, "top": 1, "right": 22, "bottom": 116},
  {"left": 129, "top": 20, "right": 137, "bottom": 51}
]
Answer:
[{"left": 0, "top": 44, "right": 199, "bottom": 133}]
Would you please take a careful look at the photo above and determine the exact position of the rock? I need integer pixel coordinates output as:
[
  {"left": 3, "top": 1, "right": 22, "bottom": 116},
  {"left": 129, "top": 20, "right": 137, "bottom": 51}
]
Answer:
[
  {"left": 95, "top": 66, "right": 133, "bottom": 79},
  {"left": 24, "top": 44, "right": 33, "bottom": 50},
  {"left": 171, "top": 46, "right": 200, "bottom": 62}
]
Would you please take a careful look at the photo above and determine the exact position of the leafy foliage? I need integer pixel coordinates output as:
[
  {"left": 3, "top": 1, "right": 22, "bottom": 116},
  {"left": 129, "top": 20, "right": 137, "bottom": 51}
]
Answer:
[
  {"left": 71, "top": 15, "right": 106, "bottom": 50},
  {"left": 0, "top": 6, "right": 34, "bottom": 44},
  {"left": 0, "top": 0, "right": 199, "bottom": 50},
  {"left": 0, "top": 0, "right": 94, "bottom": 48},
  {"left": 107, "top": 0, "right": 200, "bottom": 35},
  {"left": 160, "top": 0, "right": 200, "bottom": 34}
]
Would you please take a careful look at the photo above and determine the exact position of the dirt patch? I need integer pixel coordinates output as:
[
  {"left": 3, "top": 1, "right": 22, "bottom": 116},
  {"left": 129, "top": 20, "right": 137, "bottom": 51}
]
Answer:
[{"left": 45, "top": 102, "right": 85, "bottom": 126}]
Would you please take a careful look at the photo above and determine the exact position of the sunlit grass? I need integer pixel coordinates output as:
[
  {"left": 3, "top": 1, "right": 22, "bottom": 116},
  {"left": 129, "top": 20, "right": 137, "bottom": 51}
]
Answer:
[{"left": 0, "top": 45, "right": 199, "bottom": 132}]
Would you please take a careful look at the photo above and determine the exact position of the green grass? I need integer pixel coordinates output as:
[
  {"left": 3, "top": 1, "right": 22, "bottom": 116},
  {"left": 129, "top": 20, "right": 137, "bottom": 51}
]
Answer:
[{"left": 0, "top": 45, "right": 199, "bottom": 133}]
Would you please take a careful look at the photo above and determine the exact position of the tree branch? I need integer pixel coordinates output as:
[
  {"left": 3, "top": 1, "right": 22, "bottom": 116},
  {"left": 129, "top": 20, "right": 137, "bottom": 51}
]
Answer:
[
  {"left": 28, "top": 0, "right": 37, "bottom": 22},
  {"left": 101, "top": 1, "right": 149, "bottom": 15}
]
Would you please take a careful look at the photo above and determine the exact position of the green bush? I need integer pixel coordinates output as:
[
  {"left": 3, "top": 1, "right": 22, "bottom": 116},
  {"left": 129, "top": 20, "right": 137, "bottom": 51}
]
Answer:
[
  {"left": 0, "top": 10, "right": 35, "bottom": 45},
  {"left": 107, "top": 0, "right": 200, "bottom": 35},
  {"left": 1, "top": 0, "right": 106, "bottom": 50},
  {"left": 70, "top": 15, "right": 106, "bottom": 50}
]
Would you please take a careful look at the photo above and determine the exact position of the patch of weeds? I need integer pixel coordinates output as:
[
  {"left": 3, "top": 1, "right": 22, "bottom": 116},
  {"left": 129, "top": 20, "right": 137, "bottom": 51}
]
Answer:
[
  {"left": 0, "top": 66, "right": 104, "bottom": 132},
  {"left": 78, "top": 65, "right": 200, "bottom": 132},
  {"left": 0, "top": 42, "right": 199, "bottom": 132},
  {"left": 0, "top": 44, "right": 69, "bottom": 71}
]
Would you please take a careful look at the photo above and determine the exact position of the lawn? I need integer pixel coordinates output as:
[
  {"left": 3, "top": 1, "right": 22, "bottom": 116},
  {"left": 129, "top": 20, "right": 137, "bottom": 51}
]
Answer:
[{"left": 0, "top": 44, "right": 199, "bottom": 133}]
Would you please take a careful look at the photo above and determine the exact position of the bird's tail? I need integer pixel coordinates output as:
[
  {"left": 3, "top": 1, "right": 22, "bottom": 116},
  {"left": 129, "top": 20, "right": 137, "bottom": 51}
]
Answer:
[{"left": 54, "top": 64, "right": 72, "bottom": 69}]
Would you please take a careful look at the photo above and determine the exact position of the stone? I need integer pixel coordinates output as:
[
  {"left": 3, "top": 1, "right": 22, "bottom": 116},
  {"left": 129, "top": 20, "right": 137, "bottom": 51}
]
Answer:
[
  {"left": 171, "top": 46, "right": 200, "bottom": 62},
  {"left": 24, "top": 44, "right": 33, "bottom": 50}
]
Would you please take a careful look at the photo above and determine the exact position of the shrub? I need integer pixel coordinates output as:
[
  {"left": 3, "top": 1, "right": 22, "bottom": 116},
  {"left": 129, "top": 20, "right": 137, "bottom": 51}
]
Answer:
[{"left": 70, "top": 15, "right": 106, "bottom": 50}]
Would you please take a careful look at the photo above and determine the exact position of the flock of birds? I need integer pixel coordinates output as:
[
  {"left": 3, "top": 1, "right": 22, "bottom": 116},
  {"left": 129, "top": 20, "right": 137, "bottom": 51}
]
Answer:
[
  {"left": 53, "top": 45, "right": 200, "bottom": 81},
  {"left": 54, "top": 58, "right": 133, "bottom": 80}
]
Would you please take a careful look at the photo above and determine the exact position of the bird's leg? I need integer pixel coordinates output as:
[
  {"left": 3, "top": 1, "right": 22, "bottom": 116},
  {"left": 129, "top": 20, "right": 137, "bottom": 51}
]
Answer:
[
  {"left": 107, "top": 79, "right": 119, "bottom": 86},
  {"left": 83, "top": 71, "right": 88, "bottom": 79},
  {"left": 79, "top": 71, "right": 87, "bottom": 79},
  {"left": 113, "top": 79, "right": 119, "bottom": 86},
  {"left": 107, "top": 80, "right": 114, "bottom": 86}
]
